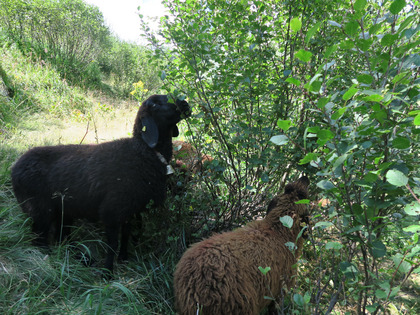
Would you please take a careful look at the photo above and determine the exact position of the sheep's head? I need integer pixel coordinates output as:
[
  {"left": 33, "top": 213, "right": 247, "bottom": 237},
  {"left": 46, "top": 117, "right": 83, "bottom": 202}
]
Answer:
[
  {"left": 133, "top": 95, "right": 191, "bottom": 148},
  {"left": 266, "top": 176, "right": 310, "bottom": 234}
]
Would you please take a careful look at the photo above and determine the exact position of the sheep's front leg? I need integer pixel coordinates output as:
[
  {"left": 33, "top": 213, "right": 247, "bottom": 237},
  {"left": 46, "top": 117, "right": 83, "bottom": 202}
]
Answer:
[{"left": 104, "top": 223, "right": 119, "bottom": 278}]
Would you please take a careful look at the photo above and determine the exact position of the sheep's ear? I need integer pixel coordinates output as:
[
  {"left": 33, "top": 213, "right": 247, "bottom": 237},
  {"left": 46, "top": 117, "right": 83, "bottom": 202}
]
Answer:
[
  {"left": 172, "top": 126, "right": 179, "bottom": 137},
  {"left": 141, "top": 116, "right": 159, "bottom": 148}
]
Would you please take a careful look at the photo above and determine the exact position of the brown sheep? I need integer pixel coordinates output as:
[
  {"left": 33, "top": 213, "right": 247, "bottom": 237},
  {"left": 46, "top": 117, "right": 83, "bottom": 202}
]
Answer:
[
  {"left": 172, "top": 140, "right": 213, "bottom": 174},
  {"left": 173, "top": 176, "right": 310, "bottom": 315},
  {"left": 169, "top": 140, "right": 213, "bottom": 195}
]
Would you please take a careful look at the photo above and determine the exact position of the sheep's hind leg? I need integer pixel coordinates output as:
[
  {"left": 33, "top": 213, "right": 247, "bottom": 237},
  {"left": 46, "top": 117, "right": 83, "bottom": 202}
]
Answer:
[{"left": 104, "top": 222, "right": 119, "bottom": 279}]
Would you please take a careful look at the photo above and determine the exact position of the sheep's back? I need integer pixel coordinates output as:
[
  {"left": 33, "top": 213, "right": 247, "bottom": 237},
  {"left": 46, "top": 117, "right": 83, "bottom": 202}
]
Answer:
[{"left": 11, "top": 138, "right": 168, "bottom": 222}]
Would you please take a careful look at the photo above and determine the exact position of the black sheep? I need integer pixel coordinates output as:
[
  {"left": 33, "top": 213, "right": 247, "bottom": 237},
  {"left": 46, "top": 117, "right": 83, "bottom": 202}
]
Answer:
[{"left": 11, "top": 94, "right": 191, "bottom": 275}]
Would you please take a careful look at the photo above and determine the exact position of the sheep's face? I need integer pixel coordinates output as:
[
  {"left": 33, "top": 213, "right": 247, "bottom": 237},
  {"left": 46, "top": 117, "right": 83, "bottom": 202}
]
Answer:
[{"left": 134, "top": 95, "right": 191, "bottom": 148}]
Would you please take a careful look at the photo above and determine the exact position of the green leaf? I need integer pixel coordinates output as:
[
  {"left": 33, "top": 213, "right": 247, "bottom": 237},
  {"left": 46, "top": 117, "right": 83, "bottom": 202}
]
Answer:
[
  {"left": 326, "top": 241, "right": 343, "bottom": 250},
  {"left": 392, "top": 254, "right": 411, "bottom": 273},
  {"left": 392, "top": 137, "right": 410, "bottom": 149},
  {"left": 340, "top": 40, "right": 355, "bottom": 50},
  {"left": 280, "top": 215, "right": 293, "bottom": 228},
  {"left": 285, "top": 77, "right": 301, "bottom": 86},
  {"left": 375, "top": 289, "right": 388, "bottom": 299},
  {"left": 333, "top": 154, "right": 348, "bottom": 169},
  {"left": 290, "top": 17, "right": 302, "bottom": 33},
  {"left": 314, "top": 221, "right": 333, "bottom": 228},
  {"left": 295, "top": 49, "right": 313, "bottom": 62},
  {"left": 390, "top": 0, "right": 406, "bottom": 14},
  {"left": 317, "top": 97, "right": 329, "bottom": 109},
  {"left": 317, "top": 180, "right": 335, "bottom": 190},
  {"left": 317, "top": 129, "right": 335, "bottom": 141},
  {"left": 277, "top": 119, "right": 292, "bottom": 131},
  {"left": 324, "top": 45, "right": 337, "bottom": 59},
  {"left": 364, "top": 94, "right": 383, "bottom": 102},
  {"left": 381, "top": 34, "right": 398, "bottom": 46},
  {"left": 293, "top": 293, "right": 304, "bottom": 307},
  {"left": 270, "top": 135, "right": 288, "bottom": 146},
  {"left": 403, "top": 225, "right": 420, "bottom": 233},
  {"left": 414, "top": 113, "right": 420, "bottom": 125},
  {"left": 285, "top": 242, "right": 297, "bottom": 251},
  {"left": 345, "top": 20, "right": 360, "bottom": 37},
  {"left": 386, "top": 169, "right": 408, "bottom": 187},
  {"left": 305, "top": 21, "right": 322, "bottom": 43},
  {"left": 331, "top": 107, "right": 346, "bottom": 120},
  {"left": 160, "top": 70, "right": 166, "bottom": 80},
  {"left": 295, "top": 199, "right": 310, "bottom": 204},
  {"left": 354, "top": 0, "right": 367, "bottom": 11},
  {"left": 404, "top": 202, "right": 420, "bottom": 216},
  {"left": 371, "top": 240, "right": 387, "bottom": 258},
  {"left": 343, "top": 86, "right": 358, "bottom": 100},
  {"left": 357, "top": 74, "right": 373, "bottom": 84},
  {"left": 299, "top": 152, "right": 318, "bottom": 165},
  {"left": 258, "top": 266, "right": 271, "bottom": 275}
]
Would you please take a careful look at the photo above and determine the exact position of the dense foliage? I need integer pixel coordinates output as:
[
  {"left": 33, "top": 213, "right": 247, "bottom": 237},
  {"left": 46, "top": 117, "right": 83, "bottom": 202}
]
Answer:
[
  {"left": 140, "top": 0, "right": 420, "bottom": 313},
  {"left": 0, "top": 0, "right": 162, "bottom": 95}
]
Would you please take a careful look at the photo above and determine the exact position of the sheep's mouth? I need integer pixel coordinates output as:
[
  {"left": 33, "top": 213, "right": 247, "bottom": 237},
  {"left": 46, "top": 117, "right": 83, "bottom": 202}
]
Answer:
[{"left": 175, "top": 99, "right": 192, "bottom": 118}]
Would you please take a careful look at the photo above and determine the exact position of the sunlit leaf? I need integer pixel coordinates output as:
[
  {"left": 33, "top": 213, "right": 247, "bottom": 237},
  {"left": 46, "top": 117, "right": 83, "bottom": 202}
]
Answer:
[
  {"left": 343, "top": 86, "right": 358, "bottom": 100},
  {"left": 285, "top": 77, "right": 301, "bottom": 86},
  {"left": 324, "top": 45, "right": 337, "bottom": 58},
  {"left": 290, "top": 17, "right": 302, "bottom": 33},
  {"left": 299, "top": 152, "right": 318, "bottom": 165},
  {"left": 295, "top": 49, "right": 313, "bottom": 62},
  {"left": 364, "top": 94, "right": 383, "bottom": 102},
  {"left": 386, "top": 169, "right": 408, "bottom": 187},
  {"left": 403, "top": 225, "right": 420, "bottom": 233},
  {"left": 404, "top": 202, "right": 420, "bottom": 216},
  {"left": 414, "top": 113, "right": 420, "bottom": 125},
  {"left": 270, "top": 135, "right": 288, "bottom": 146},
  {"left": 277, "top": 119, "right": 292, "bottom": 131}
]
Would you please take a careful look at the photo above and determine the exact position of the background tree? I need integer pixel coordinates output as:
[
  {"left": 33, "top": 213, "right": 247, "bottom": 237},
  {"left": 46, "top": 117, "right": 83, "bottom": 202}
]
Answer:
[{"left": 0, "top": 0, "right": 110, "bottom": 84}]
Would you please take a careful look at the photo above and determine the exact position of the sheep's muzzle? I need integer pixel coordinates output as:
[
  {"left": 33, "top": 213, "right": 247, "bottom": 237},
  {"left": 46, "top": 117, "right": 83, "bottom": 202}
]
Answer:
[{"left": 175, "top": 99, "right": 192, "bottom": 119}]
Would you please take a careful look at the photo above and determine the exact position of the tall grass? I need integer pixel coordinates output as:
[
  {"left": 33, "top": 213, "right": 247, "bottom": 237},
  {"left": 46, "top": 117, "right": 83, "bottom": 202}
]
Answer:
[{"left": 0, "top": 44, "right": 90, "bottom": 120}]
